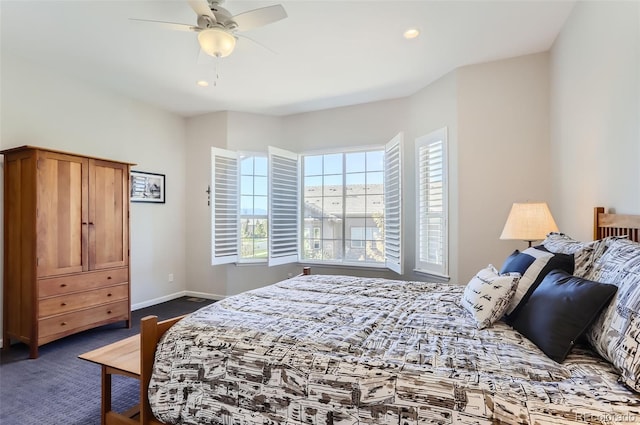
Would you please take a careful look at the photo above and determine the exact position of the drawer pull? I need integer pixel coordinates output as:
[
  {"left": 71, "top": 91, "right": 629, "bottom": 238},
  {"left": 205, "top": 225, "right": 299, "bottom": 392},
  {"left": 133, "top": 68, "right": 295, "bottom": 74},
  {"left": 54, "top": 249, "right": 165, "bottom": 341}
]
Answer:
[
  {"left": 107, "top": 293, "right": 112, "bottom": 297},
  {"left": 107, "top": 276, "right": 112, "bottom": 280},
  {"left": 107, "top": 310, "right": 112, "bottom": 314},
  {"left": 61, "top": 302, "right": 67, "bottom": 306},
  {"left": 61, "top": 322, "right": 67, "bottom": 326},
  {"left": 60, "top": 284, "right": 67, "bottom": 288}
]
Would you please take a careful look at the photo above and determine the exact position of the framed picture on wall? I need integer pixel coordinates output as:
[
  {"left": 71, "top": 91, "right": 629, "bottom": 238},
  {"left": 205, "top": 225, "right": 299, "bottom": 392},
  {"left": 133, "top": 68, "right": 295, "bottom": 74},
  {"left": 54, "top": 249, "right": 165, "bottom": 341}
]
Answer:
[{"left": 130, "top": 171, "right": 165, "bottom": 203}]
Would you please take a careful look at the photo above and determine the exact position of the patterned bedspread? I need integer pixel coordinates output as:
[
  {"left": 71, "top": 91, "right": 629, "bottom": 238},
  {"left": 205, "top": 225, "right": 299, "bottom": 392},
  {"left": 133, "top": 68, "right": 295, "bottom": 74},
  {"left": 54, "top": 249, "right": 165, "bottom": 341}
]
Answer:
[{"left": 149, "top": 275, "right": 640, "bottom": 425}]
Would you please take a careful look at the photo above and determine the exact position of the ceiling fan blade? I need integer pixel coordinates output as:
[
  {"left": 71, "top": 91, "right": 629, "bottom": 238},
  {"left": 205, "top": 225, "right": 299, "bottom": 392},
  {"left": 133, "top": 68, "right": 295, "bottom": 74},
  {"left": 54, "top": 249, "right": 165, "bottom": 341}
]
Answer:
[
  {"left": 129, "top": 18, "right": 198, "bottom": 32},
  {"left": 187, "top": 0, "right": 216, "bottom": 22},
  {"left": 236, "top": 33, "right": 278, "bottom": 55},
  {"left": 233, "top": 4, "right": 287, "bottom": 31}
]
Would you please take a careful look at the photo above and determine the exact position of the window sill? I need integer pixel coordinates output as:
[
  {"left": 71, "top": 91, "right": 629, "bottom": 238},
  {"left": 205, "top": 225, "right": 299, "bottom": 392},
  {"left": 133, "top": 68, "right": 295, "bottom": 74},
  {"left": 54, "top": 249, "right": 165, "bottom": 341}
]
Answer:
[
  {"left": 413, "top": 268, "right": 450, "bottom": 281},
  {"left": 234, "top": 260, "right": 268, "bottom": 266},
  {"left": 301, "top": 261, "right": 387, "bottom": 271}
]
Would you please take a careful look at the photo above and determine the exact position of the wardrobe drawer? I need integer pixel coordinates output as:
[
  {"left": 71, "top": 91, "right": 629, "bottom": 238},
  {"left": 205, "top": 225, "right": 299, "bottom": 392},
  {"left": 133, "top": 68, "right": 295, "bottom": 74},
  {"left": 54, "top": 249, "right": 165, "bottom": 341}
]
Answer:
[
  {"left": 38, "top": 268, "right": 128, "bottom": 297},
  {"left": 38, "top": 284, "right": 128, "bottom": 318},
  {"left": 39, "top": 300, "right": 129, "bottom": 341}
]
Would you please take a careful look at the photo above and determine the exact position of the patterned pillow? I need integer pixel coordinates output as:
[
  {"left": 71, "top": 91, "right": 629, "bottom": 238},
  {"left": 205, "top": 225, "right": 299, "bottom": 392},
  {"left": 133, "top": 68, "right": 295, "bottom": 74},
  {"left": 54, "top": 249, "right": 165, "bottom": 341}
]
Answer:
[
  {"left": 542, "top": 232, "right": 589, "bottom": 254},
  {"left": 502, "top": 247, "right": 574, "bottom": 318},
  {"left": 585, "top": 238, "right": 640, "bottom": 392},
  {"left": 572, "top": 236, "right": 624, "bottom": 278},
  {"left": 461, "top": 265, "right": 520, "bottom": 329}
]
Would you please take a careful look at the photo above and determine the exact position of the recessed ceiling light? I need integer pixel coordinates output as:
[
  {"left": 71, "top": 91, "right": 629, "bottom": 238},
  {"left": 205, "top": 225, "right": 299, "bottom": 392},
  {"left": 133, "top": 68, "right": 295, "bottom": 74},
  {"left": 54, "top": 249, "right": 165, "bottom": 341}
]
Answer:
[
  {"left": 196, "top": 80, "right": 209, "bottom": 87},
  {"left": 403, "top": 28, "right": 420, "bottom": 39}
]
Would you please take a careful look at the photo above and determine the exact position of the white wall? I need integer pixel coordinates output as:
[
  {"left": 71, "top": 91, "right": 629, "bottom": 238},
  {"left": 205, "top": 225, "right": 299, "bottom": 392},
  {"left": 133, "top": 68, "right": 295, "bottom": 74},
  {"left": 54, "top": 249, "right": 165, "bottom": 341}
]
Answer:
[
  {"left": 0, "top": 55, "right": 188, "bottom": 328},
  {"left": 184, "top": 111, "right": 228, "bottom": 298},
  {"left": 550, "top": 0, "right": 640, "bottom": 240},
  {"left": 457, "top": 53, "right": 551, "bottom": 282}
]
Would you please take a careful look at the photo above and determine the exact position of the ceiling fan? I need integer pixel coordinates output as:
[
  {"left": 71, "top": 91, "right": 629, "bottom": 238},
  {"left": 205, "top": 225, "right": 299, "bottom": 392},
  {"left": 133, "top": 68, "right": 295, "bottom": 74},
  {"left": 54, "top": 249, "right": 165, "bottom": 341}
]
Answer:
[{"left": 131, "top": 0, "right": 287, "bottom": 58}]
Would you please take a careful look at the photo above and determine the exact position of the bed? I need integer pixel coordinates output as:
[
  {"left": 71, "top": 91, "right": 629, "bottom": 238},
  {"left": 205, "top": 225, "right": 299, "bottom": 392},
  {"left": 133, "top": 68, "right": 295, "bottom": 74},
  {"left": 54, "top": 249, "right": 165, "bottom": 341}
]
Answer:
[{"left": 138, "top": 207, "right": 640, "bottom": 425}]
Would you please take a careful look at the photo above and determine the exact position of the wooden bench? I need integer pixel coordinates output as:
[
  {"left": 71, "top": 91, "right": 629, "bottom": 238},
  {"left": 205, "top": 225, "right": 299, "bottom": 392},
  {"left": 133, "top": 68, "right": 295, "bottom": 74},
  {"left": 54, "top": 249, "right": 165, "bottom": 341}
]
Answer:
[
  {"left": 79, "top": 334, "right": 141, "bottom": 425},
  {"left": 79, "top": 315, "right": 185, "bottom": 425}
]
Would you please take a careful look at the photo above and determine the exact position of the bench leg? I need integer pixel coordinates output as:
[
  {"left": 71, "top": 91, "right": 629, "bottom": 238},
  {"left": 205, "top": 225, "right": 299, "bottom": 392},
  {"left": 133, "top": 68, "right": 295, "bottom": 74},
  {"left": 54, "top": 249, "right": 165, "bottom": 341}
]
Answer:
[{"left": 102, "top": 366, "right": 112, "bottom": 425}]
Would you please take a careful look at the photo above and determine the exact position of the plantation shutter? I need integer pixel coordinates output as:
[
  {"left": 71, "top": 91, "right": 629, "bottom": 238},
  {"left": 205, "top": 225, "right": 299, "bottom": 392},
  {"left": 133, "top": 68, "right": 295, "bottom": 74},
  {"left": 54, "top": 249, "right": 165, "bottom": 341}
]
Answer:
[
  {"left": 268, "top": 146, "right": 300, "bottom": 266},
  {"left": 415, "top": 128, "right": 448, "bottom": 277},
  {"left": 211, "top": 147, "right": 239, "bottom": 265},
  {"left": 384, "top": 133, "right": 403, "bottom": 274}
]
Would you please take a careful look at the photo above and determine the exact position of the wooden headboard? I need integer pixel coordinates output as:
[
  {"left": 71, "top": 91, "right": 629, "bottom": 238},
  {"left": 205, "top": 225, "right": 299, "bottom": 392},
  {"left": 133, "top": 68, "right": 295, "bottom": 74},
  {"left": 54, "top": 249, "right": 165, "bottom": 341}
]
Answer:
[{"left": 594, "top": 207, "right": 640, "bottom": 242}]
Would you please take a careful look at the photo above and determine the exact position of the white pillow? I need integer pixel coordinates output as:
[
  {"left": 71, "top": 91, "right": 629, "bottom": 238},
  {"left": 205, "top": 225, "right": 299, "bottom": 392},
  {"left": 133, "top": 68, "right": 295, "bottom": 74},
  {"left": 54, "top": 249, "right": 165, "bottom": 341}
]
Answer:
[{"left": 461, "top": 265, "right": 521, "bottom": 329}]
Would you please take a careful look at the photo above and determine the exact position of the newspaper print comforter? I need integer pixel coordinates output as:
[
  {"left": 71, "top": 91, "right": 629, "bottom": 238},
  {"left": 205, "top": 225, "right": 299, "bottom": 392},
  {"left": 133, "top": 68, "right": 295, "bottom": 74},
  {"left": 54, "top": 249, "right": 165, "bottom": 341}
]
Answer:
[{"left": 149, "top": 274, "right": 639, "bottom": 425}]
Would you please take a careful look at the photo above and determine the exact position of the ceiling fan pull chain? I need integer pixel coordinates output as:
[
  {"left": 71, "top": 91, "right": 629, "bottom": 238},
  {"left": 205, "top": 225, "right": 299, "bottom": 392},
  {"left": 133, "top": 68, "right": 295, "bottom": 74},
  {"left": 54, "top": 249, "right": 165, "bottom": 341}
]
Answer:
[{"left": 214, "top": 54, "right": 220, "bottom": 87}]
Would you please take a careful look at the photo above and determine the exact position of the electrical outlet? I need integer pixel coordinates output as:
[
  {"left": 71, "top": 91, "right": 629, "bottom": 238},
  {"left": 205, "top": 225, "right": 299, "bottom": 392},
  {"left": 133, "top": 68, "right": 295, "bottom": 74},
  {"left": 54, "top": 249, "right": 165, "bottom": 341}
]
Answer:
[{"left": 168, "top": 273, "right": 174, "bottom": 283}]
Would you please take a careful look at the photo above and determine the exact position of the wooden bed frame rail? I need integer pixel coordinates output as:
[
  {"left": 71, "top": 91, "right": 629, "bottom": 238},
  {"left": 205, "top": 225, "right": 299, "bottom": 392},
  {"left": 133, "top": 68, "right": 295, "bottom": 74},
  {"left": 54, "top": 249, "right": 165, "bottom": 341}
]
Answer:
[
  {"left": 136, "top": 209, "right": 640, "bottom": 425},
  {"left": 594, "top": 206, "right": 640, "bottom": 242}
]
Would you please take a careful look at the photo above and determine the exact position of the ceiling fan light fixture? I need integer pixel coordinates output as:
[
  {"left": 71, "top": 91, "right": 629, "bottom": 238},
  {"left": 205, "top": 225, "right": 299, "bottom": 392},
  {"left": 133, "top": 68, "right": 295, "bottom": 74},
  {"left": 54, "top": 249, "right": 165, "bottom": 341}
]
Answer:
[
  {"left": 198, "top": 27, "right": 236, "bottom": 57},
  {"left": 403, "top": 28, "right": 420, "bottom": 39}
]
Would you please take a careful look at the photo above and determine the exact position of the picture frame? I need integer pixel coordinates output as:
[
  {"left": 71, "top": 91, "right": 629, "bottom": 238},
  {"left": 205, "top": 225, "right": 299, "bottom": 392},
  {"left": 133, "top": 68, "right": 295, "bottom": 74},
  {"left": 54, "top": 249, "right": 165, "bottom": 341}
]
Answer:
[{"left": 130, "top": 170, "right": 165, "bottom": 203}]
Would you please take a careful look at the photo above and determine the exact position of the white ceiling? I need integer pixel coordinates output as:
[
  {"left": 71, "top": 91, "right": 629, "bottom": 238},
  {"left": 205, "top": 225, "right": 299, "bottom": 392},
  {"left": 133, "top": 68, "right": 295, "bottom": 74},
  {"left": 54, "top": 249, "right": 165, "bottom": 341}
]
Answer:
[{"left": 1, "top": 0, "right": 575, "bottom": 117}]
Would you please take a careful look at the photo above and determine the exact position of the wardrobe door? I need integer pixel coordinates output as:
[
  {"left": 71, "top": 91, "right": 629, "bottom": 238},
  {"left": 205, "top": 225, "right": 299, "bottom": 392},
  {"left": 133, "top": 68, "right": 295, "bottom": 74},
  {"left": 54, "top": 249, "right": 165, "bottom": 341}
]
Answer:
[
  {"left": 36, "top": 151, "right": 88, "bottom": 277},
  {"left": 88, "top": 159, "right": 129, "bottom": 270}
]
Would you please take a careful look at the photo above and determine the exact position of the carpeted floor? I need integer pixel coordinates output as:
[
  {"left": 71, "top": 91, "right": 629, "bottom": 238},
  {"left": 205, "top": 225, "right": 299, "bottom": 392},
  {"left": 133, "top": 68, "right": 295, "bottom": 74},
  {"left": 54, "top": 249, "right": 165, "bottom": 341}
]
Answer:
[{"left": 0, "top": 296, "right": 215, "bottom": 425}]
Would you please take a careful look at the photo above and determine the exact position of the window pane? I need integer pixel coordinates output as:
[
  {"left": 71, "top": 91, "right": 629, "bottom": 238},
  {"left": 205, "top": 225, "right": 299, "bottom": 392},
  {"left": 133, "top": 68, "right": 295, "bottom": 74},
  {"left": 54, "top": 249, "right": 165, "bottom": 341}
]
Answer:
[
  {"left": 323, "top": 197, "right": 343, "bottom": 217},
  {"left": 304, "top": 176, "right": 322, "bottom": 197},
  {"left": 345, "top": 195, "right": 366, "bottom": 215},
  {"left": 346, "top": 172, "right": 366, "bottom": 188},
  {"left": 304, "top": 197, "right": 323, "bottom": 217},
  {"left": 367, "top": 171, "right": 384, "bottom": 186},
  {"left": 254, "top": 176, "right": 267, "bottom": 196},
  {"left": 254, "top": 238, "right": 268, "bottom": 258},
  {"left": 304, "top": 155, "right": 323, "bottom": 176},
  {"left": 241, "top": 238, "right": 254, "bottom": 257},
  {"left": 254, "top": 218, "right": 268, "bottom": 236},
  {"left": 366, "top": 194, "right": 384, "bottom": 215},
  {"left": 240, "top": 196, "right": 253, "bottom": 214},
  {"left": 322, "top": 240, "right": 343, "bottom": 261},
  {"left": 345, "top": 242, "right": 365, "bottom": 261},
  {"left": 367, "top": 151, "right": 384, "bottom": 171},
  {"left": 240, "top": 175, "right": 254, "bottom": 195},
  {"left": 366, "top": 241, "right": 384, "bottom": 262},
  {"left": 254, "top": 196, "right": 268, "bottom": 215},
  {"left": 323, "top": 174, "right": 342, "bottom": 197},
  {"left": 240, "top": 219, "right": 254, "bottom": 237},
  {"left": 254, "top": 157, "right": 268, "bottom": 176},
  {"left": 323, "top": 153, "right": 343, "bottom": 175},
  {"left": 346, "top": 152, "right": 366, "bottom": 173},
  {"left": 240, "top": 157, "right": 254, "bottom": 175},
  {"left": 323, "top": 218, "right": 343, "bottom": 239}
]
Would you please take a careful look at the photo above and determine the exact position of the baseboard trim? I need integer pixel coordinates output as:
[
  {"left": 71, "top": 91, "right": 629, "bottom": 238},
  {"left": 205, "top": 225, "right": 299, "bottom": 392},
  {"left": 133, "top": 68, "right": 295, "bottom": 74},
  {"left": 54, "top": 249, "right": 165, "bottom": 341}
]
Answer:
[{"left": 131, "top": 291, "right": 226, "bottom": 311}]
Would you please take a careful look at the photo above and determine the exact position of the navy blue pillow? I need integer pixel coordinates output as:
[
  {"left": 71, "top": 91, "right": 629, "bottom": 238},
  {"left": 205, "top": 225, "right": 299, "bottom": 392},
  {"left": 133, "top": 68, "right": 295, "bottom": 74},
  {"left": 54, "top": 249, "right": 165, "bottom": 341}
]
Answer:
[
  {"left": 500, "top": 249, "right": 534, "bottom": 274},
  {"left": 510, "top": 269, "right": 617, "bottom": 363},
  {"left": 503, "top": 248, "right": 575, "bottom": 322}
]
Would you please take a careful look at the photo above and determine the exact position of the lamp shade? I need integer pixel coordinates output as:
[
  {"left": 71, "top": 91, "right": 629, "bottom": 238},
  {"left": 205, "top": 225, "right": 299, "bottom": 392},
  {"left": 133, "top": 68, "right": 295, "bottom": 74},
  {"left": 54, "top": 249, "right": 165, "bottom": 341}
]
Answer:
[
  {"left": 500, "top": 202, "right": 559, "bottom": 245},
  {"left": 198, "top": 28, "right": 236, "bottom": 58}
]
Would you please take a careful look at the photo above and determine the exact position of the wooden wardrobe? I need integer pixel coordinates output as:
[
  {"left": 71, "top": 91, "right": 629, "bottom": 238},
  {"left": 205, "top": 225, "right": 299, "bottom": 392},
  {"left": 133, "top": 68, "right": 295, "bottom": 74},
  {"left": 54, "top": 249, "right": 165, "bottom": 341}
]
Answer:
[{"left": 2, "top": 146, "right": 134, "bottom": 358}]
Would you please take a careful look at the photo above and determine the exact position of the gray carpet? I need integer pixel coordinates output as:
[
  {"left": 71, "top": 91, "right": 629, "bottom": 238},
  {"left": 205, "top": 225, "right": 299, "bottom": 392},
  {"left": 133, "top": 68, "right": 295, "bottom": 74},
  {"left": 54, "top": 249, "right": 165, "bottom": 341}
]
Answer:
[{"left": 0, "top": 296, "right": 215, "bottom": 425}]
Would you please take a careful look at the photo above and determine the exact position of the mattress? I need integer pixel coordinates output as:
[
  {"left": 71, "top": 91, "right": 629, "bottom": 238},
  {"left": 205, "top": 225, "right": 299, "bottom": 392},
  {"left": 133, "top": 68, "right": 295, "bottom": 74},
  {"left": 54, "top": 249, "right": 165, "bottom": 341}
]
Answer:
[{"left": 149, "top": 274, "right": 639, "bottom": 424}]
